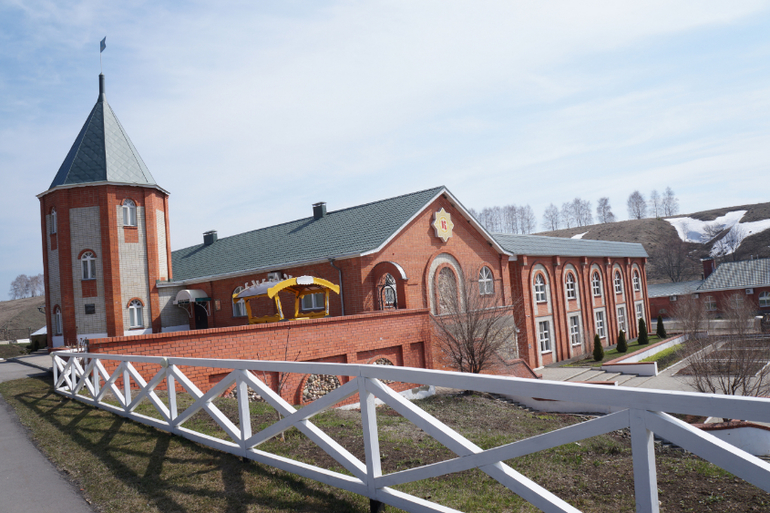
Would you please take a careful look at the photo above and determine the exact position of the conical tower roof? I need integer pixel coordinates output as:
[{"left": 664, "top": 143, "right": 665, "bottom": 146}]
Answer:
[{"left": 48, "top": 74, "right": 158, "bottom": 190}]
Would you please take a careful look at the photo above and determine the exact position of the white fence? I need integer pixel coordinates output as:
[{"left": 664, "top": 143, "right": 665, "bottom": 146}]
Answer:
[{"left": 52, "top": 351, "right": 770, "bottom": 513}]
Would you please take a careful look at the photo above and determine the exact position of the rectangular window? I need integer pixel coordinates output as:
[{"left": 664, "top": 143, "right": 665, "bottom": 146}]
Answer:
[
  {"left": 566, "top": 280, "right": 576, "bottom": 300},
  {"left": 595, "top": 310, "right": 606, "bottom": 338},
  {"left": 301, "top": 292, "right": 325, "bottom": 311},
  {"left": 569, "top": 316, "right": 580, "bottom": 346},
  {"left": 85, "top": 304, "right": 95, "bottom": 315},
  {"left": 617, "top": 306, "right": 626, "bottom": 333},
  {"left": 538, "top": 321, "right": 551, "bottom": 353},
  {"left": 82, "top": 260, "right": 95, "bottom": 280},
  {"left": 635, "top": 302, "right": 644, "bottom": 323}
]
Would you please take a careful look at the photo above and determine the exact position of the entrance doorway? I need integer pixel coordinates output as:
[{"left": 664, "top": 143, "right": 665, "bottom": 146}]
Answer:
[{"left": 194, "top": 304, "right": 208, "bottom": 330}]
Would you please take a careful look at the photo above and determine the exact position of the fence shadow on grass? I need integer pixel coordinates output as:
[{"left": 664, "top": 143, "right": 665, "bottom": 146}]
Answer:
[{"left": 9, "top": 377, "right": 365, "bottom": 513}]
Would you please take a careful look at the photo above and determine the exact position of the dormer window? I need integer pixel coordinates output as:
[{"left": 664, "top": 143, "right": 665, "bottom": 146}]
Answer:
[
  {"left": 81, "top": 251, "right": 96, "bottom": 280},
  {"left": 122, "top": 199, "right": 137, "bottom": 227}
]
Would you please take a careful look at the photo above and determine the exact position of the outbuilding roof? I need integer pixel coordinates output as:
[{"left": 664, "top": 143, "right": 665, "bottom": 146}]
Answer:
[
  {"left": 493, "top": 234, "right": 648, "bottom": 259},
  {"left": 698, "top": 258, "right": 770, "bottom": 292},
  {"left": 170, "top": 186, "right": 464, "bottom": 283},
  {"left": 46, "top": 74, "right": 158, "bottom": 192},
  {"left": 647, "top": 280, "right": 704, "bottom": 298}
]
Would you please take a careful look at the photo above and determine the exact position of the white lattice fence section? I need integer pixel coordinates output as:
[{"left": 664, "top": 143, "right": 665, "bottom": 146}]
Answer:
[{"left": 52, "top": 351, "right": 770, "bottom": 513}]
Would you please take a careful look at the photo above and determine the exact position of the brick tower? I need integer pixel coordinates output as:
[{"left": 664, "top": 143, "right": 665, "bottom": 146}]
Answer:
[{"left": 38, "top": 74, "right": 172, "bottom": 349}]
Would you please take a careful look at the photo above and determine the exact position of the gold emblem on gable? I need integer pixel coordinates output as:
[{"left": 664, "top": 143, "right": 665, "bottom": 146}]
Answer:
[{"left": 432, "top": 208, "right": 454, "bottom": 243}]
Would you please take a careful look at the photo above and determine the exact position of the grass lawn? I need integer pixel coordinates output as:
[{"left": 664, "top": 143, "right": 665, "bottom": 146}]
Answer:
[
  {"left": 564, "top": 336, "right": 662, "bottom": 367},
  {"left": 641, "top": 345, "right": 684, "bottom": 371},
  {"left": 1, "top": 376, "right": 768, "bottom": 512}
]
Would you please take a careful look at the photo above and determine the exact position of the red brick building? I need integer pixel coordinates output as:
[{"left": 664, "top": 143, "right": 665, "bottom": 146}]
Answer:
[{"left": 40, "top": 74, "right": 650, "bottom": 374}]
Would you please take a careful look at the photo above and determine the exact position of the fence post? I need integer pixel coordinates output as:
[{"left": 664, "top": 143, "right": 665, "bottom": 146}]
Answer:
[
  {"left": 358, "top": 376, "right": 382, "bottom": 510},
  {"left": 630, "top": 409, "right": 659, "bottom": 513}
]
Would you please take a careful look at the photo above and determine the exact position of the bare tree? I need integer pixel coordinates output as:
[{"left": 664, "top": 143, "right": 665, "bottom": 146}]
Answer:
[
  {"left": 650, "top": 239, "right": 696, "bottom": 282},
  {"left": 431, "top": 278, "right": 519, "bottom": 374},
  {"left": 662, "top": 187, "right": 679, "bottom": 216},
  {"left": 542, "top": 204, "right": 560, "bottom": 231},
  {"left": 29, "top": 274, "right": 45, "bottom": 297},
  {"left": 560, "top": 202, "right": 574, "bottom": 229},
  {"left": 596, "top": 197, "right": 615, "bottom": 223},
  {"left": 701, "top": 222, "right": 724, "bottom": 243},
  {"left": 712, "top": 226, "right": 747, "bottom": 262},
  {"left": 649, "top": 190, "right": 661, "bottom": 218},
  {"left": 502, "top": 204, "right": 520, "bottom": 233},
  {"left": 679, "top": 295, "right": 769, "bottom": 409},
  {"left": 573, "top": 198, "right": 593, "bottom": 227},
  {"left": 9, "top": 274, "right": 30, "bottom": 299},
  {"left": 518, "top": 205, "right": 537, "bottom": 234},
  {"left": 627, "top": 191, "right": 647, "bottom": 219}
]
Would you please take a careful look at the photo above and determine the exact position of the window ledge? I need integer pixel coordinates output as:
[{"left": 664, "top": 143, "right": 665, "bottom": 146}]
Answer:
[{"left": 540, "top": 350, "right": 553, "bottom": 354}]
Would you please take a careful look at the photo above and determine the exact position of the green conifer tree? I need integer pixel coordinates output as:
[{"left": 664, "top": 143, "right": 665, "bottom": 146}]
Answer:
[
  {"left": 656, "top": 315, "right": 667, "bottom": 339},
  {"left": 617, "top": 330, "right": 627, "bottom": 353},
  {"left": 593, "top": 333, "right": 604, "bottom": 361},
  {"left": 638, "top": 318, "right": 649, "bottom": 345}
]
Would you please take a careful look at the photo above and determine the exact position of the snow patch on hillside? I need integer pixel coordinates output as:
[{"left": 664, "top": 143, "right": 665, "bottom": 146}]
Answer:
[
  {"left": 572, "top": 231, "right": 589, "bottom": 239},
  {"left": 666, "top": 211, "right": 770, "bottom": 256}
]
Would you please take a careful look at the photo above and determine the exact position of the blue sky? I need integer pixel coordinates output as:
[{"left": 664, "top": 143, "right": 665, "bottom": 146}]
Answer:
[{"left": 2, "top": 1, "right": 770, "bottom": 299}]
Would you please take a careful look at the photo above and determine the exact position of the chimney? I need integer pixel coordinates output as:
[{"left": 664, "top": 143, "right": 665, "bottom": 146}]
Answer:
[
  {"left": 701, "top": 257, "right": 715, "bottom": 279},
  {"left": 203, "top": 230, "right": 218, "bottom": 246},
  {"left": 313, "top": 202, "right": 326, "bottom": 220}
]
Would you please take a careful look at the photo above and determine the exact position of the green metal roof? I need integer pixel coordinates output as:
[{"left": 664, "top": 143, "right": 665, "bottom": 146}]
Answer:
[
  {"left": 48, "top": 74, "right": 157, "bottom": 190},
  {"left": 170, "top": 186, "right": 446, "bottom": 282},
  {"left": 698, "top": 258, "right": 770, "bottom": 291},
  {"left": 494, "top": 233, "right": 648, "bottom": 259}
]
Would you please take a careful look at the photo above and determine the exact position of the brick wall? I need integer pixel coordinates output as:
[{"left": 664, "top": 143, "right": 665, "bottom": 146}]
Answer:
[{"left": 88, "top": 309, "right": 435, "bottom": 405}]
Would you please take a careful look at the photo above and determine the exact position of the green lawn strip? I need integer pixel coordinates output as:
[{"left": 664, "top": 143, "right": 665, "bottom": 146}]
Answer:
[
  {"left": 564, "top": 336, "right": 663, "bottom": 367},
  {"left": 1, "top": 379, "right": 768, "bottom": 513},
  {"left": 640, "top": 345, "right": 684, "bottom": 370}
]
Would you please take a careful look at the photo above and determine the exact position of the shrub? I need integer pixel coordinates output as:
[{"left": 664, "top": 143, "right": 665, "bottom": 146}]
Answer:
[
  {"left": 593, "top": 334, "right": 604, "bottom": 361},
  {"left": 638, "top": 318, "right": 649, "bottom": 345},
  {"left": 656, "top": 315, "right": 667, "bottom": 339},
  {"left": 617, "top": 330, "right": 627, "bottom": 353}
]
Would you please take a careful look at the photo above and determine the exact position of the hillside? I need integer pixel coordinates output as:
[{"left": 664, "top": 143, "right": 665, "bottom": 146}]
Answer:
[
  {"left": 537, "top": 201, "right": 770, "bottom": 283},
  {"left": 0, "top": 296, "right": 46, "bottom": 339}
]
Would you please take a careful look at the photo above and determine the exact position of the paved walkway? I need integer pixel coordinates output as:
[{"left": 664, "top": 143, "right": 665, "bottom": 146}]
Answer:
[{"left": 0, "top": 356, "right": 94, "bottom": 513}]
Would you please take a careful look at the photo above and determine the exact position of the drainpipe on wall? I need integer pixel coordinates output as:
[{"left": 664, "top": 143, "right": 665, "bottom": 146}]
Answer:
[{"left": 329, "top": 259, "right": 345, "bottom": 316}]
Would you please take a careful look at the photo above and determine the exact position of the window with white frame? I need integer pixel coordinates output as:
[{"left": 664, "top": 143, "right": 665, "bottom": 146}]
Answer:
[
  {"left": 617, "top": 306, "right": 626, "bottom": 333},
  {"left": 595, "top": 310, "right": 606, "bottom": 338},
  {"left": 569, "top": 315, "right": 581, "bottom": 346},
  {"left": 301, "top": 292, "right": 325, "bottom": 311},
  {"left": 122, "top": 199, "right": 137, "bottom": 227},
  {"left": 81, "top": 251, "right": 96, "bottom": 280},
  {"left": 635, "top": 302, "right": 644, "bottom": 323},
  {"left": 478, "top": 266, "right": 494, "bottom": 296},
  {"left": 534, "top": 274, "right": 546, "bottom": 303},
  {"left": 53, "top": 306, "right": 62, "bottom": 335},
  {"left": 633, "top": 271, "right": 641, "bottom": 292},
  {"left": 760, "top": 292, "right": 770, "bottom": 308},
  {"left": 50, "top": 208, "right": 57, "bottom": 235},
  {"left": 614, "top": 271, "right": 623, "bottom": 295},
  {"left": 592, "top": 272, "right": 602, "bottom": 297},
  {"left": 728, "top": 294, "right": 744, "bottom": 310},
  {"left": 538, "top": 320, "right": 551, "bottom": 353},
  {"left": 128, "top": 299, "right": 143, "bottom": 328},
  {"left": 232, "top": 286, "right": 246, "bottom": 317},
  {"left": 565, "top": 273, "right": 576, "bottom": 300},
  {"left": 704, "top": 295, "right": 717, "bottom": 311}
]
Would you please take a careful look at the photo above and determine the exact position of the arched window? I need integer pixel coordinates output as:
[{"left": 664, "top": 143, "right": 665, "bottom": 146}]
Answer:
[
  {"left": 379, "top": 273, "right": 398, "bottom": 309},
  {"left": 760, "top": 292, "right": 770, "bottom": 308},
  {"left": 592, "top": 272, "right": 602, "bottom": 297},
  {"left": 81, "top": 251, "right": 96, "bottom": 280},
  {"left": 633, "top": 271, "right": 641, "bottom": 292},
  {"left": 50, "top": 208, "right": 57, "bottom": 235},
  {"left": 438, "top": 267, "right": 457, "bottom": 314},
  {"left": 53, "top": 306, "right": 62, "bottom": 335},
  {"left": 478, "top": 266, "right": 494, "bottom": 296},
  {"left": 122, "top": 199, "right": 137, "bottom": 227},
  {"left": 565, "top": 273, "right": 576, "bottom": 300},
  {"left": 614, "top": 271, "right": 623, "bottom": 295},
  {"left": 232, "top": 286, "right": 246, "bottom": 317},
  {"left": 534, "top": 274, "right": 546, "bottom": 303},
  {"left": 128, "top": 299, "right": 144, "bottom": 328}
]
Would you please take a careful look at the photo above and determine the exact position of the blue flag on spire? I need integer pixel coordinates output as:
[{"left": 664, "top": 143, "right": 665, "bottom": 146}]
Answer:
[{"left": 100, "top": 37, "right": 106, "bottom": 53}]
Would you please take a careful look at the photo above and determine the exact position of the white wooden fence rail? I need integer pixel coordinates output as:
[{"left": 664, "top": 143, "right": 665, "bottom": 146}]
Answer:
[{"left": 52, "top": 351, "right": 770, "bottom": 513}]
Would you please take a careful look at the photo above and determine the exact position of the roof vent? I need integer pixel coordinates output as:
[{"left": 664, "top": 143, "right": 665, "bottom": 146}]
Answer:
[
  {"left": 313, "top": 202, "right": 326, "bottom": 220},
  {"left": 203, "top": 230, "right": 218, "bottom": 246}
]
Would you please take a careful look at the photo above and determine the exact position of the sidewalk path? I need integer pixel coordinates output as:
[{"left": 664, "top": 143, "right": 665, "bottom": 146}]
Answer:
[{"left": 0, "top": 359, "right": 94, "bottom": 513}]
